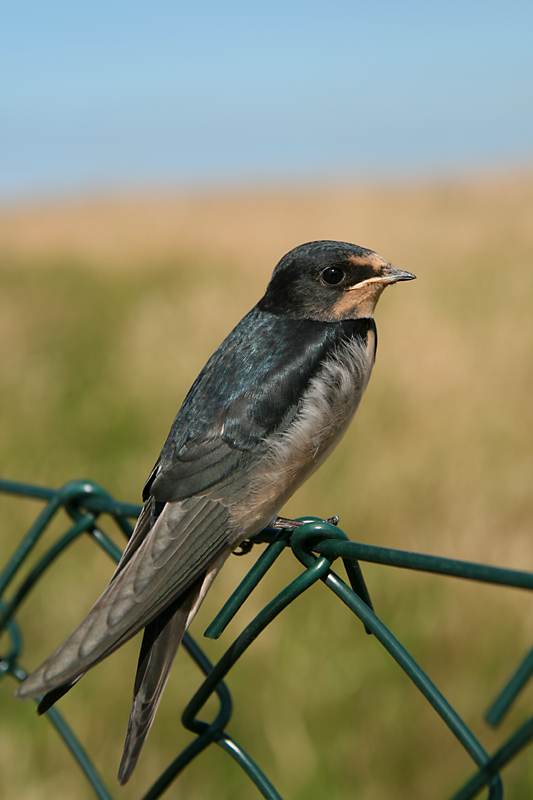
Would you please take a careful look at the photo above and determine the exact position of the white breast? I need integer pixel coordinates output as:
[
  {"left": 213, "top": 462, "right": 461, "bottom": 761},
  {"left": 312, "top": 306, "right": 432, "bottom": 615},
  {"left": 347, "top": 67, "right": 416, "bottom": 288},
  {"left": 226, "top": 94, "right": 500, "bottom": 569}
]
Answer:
[{"left": 235, "top": 330, "right": 376, "bottom": 531}]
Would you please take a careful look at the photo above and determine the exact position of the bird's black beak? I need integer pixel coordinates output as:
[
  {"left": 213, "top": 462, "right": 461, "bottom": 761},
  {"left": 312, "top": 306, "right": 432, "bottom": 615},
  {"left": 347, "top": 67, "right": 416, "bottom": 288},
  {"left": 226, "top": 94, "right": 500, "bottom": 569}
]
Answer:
[
  {"left": 346, "top": 265, "right": 416, "bottom": 292},
  {"left": 381, "top": 265, "right": 416, "bottom": 284},
  {"left": 381, "top": 264, "right": 416, "bottom": 283}
]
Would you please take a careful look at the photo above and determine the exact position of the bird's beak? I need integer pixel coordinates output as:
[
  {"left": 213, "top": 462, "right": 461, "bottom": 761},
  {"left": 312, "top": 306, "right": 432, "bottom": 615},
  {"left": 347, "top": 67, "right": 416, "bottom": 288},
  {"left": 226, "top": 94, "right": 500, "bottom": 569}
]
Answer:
[
  {"left": 346, "top": 265, "right": 416, "bottom": 291},
  {"left": 380, "top": 265, "right": 416, "bottom": 284}
]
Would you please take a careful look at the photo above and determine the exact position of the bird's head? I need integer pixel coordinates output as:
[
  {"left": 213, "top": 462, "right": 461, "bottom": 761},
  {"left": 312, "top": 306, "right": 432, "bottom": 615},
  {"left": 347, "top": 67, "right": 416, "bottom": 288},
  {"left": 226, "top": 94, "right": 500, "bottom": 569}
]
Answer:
[{"left": 258, "top": 240, "right": 415, "bottom": 321}]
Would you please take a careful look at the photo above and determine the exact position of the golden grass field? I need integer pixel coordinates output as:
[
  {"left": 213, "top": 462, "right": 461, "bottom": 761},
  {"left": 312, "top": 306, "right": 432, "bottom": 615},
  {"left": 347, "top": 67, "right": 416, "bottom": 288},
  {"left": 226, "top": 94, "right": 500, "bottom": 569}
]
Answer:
[{"left": 1, "top": 172, "right": 533, "bottom": 799}]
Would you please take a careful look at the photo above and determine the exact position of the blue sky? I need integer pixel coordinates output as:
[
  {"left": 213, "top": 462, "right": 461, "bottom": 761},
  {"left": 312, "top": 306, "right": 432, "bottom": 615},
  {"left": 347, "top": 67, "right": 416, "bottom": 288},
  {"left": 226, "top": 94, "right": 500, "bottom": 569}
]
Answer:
[{"left": 2, "top": 1, "right": 532, "bottom": 200}]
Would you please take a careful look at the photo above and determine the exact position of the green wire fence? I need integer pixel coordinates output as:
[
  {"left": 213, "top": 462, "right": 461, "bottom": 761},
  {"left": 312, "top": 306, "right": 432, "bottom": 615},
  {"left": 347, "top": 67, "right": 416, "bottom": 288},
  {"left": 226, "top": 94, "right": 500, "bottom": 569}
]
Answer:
[{"left": 1, "top": 476, "right": 533, "bottom": 799}]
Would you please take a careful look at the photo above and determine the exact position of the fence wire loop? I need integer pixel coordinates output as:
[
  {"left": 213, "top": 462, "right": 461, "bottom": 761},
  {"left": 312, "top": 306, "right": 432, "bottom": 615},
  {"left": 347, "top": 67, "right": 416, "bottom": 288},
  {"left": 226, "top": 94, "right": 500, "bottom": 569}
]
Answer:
[{"left": 1, "top": 476, "right": 533, "bottom": 800}]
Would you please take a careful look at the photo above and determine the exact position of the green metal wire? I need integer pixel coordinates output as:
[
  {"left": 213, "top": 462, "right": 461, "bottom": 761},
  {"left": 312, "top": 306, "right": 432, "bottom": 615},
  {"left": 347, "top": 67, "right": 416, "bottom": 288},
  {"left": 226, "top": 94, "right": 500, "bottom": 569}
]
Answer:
[
  {"left": 486, "top": 646, "right": 533, "bottom": 727},
  {"left": 1, "top": 476, "right": 533, "bottom": 799}
]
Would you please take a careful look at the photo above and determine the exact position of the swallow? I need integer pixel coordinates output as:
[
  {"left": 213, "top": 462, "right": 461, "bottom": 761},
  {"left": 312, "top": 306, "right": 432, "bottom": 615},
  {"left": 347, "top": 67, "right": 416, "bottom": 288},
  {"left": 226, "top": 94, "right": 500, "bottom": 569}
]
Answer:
[{"left": 16, "top": 240, "right": 415, "bottom": 782}]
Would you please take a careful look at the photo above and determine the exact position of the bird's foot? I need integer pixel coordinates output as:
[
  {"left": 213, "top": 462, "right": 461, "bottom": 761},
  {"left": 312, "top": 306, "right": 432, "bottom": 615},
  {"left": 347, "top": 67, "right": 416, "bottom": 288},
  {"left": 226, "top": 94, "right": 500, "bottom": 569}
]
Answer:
[
  {"left": 232, "top": 515, "right": 340, "bottom": 556},
  {"left": 232, "top": 539, "right": 255, "bottom": 556},
  {"left": 273, "top": 514, "right": 340, "bottom": 529},
  {"left": 272, "top": 516, "right": 303, "bottom": 529}
]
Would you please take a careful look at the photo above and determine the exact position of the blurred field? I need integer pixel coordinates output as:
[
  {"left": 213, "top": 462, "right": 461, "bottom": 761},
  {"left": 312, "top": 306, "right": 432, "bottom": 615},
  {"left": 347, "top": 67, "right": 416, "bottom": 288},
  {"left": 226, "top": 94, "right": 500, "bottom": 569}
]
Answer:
[{"left": 1, "top": 173, "right": 533, "bottom": 799}]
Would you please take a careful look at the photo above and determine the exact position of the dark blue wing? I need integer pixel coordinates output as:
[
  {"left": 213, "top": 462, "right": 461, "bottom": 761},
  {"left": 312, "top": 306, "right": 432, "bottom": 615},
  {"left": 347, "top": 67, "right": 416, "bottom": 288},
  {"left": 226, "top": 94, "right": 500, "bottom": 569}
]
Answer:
[{"left": 149, "top": 309, "right": 372, "bottom": 502}]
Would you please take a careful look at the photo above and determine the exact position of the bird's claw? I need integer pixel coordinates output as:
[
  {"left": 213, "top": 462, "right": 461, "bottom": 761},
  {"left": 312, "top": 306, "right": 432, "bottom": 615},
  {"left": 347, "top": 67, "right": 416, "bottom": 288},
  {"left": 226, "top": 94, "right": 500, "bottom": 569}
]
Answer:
[
  {"left": 232, "top": 514, "right": 340, "bottom": 556},
  {"left": 232, "top": 539, "right": 255, "bottom": 556},
  {"left": 273, "top": 514, "right": 340, "bottom": 529},
  {"left": 272, "top": 516, "right": 303, "bottom": 529}
]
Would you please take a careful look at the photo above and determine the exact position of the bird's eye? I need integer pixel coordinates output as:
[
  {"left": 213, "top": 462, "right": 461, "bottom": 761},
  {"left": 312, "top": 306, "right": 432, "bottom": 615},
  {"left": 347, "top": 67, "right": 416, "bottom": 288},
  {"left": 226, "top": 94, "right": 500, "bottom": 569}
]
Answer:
[{"left": 321, "top": 267, "right": 345, "bottom": 285}]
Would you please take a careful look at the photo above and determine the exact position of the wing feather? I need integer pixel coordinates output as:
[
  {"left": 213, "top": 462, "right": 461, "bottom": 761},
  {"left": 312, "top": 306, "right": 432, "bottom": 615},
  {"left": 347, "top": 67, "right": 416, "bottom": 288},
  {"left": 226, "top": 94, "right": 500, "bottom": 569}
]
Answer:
[
  {"left": 150, "top": 311, "right": 366, "bottom": 503},
  {"left": 15, "top": 497, "right": 231, "bottom": 699}
]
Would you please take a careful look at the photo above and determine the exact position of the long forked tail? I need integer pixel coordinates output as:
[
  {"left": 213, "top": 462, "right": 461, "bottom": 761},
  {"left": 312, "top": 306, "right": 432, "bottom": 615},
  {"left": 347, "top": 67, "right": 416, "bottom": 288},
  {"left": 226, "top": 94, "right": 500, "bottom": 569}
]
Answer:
[
  {"left": 118, "top": 583, "right": 200, "bottom": 783},
  {"left": 15, "top": 496, "right": 232, "bottom": 781},
  {"left": 118, "top": 552, "right": 225, "bottom": 783}
]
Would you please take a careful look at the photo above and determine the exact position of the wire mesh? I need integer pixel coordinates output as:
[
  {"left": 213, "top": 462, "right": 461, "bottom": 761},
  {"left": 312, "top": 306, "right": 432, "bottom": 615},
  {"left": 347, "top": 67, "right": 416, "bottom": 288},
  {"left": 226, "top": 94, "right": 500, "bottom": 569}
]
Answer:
[{"left": 1, "top": 476, "right": 533, "bottom": 799}]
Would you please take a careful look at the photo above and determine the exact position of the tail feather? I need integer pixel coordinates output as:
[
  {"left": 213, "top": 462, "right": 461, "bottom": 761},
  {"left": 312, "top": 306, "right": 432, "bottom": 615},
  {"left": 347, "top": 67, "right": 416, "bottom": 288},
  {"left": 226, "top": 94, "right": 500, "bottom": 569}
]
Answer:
[
  {"left": 117, "top": 579, "right": 202, "bottom": 784},
  {"left": 118, "top": 551, "right": 227, "bottom": 783},
  {"left": 15, "top": 494, "right": 234, "bottom": 784}
]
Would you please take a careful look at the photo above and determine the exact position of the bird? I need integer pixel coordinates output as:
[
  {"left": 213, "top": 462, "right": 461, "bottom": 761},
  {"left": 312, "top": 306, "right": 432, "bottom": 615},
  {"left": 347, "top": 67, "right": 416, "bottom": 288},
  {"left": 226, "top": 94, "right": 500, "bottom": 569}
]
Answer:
[{"left": 16, "top": 240, "right": 415, "bottom": 782}]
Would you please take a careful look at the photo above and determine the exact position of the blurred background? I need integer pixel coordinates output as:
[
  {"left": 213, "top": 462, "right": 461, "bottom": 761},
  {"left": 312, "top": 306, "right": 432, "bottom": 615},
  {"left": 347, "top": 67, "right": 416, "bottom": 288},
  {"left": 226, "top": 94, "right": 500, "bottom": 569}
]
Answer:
[{"left": 1, "top": 2, "right": 533, "bottom": 798}]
